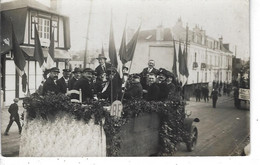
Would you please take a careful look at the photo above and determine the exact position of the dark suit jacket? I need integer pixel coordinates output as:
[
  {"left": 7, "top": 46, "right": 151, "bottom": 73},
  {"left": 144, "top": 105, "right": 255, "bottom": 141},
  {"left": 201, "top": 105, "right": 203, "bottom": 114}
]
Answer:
[
  {"left": 158, "top": 82, "right": 170, "bottom": 101},
  {"left": 95, "top": 63, "right": 112, "bottom": 78},
  {"left": 140, "top": 67, "right": 159, "bottom": 90},
  {"left": 8, "top": 103, "right": 19, "bottom": 119},
  {"left": 42, "top": 77, "right": 60, "bottom": 95},
  {"left": 68, "top": 77, "right": 78, "bottom": 90},
  {"left": 56, "top": 77, "right": 69, "bottom": 94},
  {"left": 125, "top": 82, "right": 143, "bottom": 99},
  {"left": 73, "top": 77, "right": 94, "bottom": 102},
  {"left": 146, "top": 83, "right": 160, "bottom": 101}
]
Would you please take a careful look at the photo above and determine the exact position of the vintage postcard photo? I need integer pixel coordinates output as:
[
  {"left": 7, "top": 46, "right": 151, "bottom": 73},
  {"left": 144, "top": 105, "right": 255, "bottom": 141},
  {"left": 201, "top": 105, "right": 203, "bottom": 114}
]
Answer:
[{"left": 1, "top": 0, "right": 250, "bottom": 160}]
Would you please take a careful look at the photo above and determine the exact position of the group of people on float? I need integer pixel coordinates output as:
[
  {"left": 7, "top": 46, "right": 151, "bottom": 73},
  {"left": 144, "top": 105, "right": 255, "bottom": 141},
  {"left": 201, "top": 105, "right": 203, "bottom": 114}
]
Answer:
[{"left": 39, "top": 54, "right": 182, "bottom": 104}]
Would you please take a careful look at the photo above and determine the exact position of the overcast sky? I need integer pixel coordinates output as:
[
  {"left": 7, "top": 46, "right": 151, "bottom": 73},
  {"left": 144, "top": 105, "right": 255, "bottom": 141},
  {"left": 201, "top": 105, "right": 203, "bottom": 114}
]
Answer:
[
  {"left": 59, "top": 0, "right": 249, "bottom": 59},
  {"left": 2, "top": 0, "right": 250, "bottom": 59}
]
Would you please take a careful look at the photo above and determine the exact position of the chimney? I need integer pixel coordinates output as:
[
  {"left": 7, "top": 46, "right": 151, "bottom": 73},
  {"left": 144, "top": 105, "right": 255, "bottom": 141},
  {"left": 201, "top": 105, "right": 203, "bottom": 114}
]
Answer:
[
  {"left": 50, "top": 0, "right": 59, "bottom": 11},
  {"left": 156, "top": 24, "right": 164, "bottom": 41},
  {"left": 219, "top": 36, "right": 223, "bottom": 50}
]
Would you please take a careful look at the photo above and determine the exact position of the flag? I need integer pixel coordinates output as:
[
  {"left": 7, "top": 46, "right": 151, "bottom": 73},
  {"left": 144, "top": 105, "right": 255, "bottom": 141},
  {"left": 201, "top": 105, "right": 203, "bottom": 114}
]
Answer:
[
  {"left": 183, "top": 44, "right": 189, "bottom": 77},
  {"left": 119, "top": 24, "right": 127, "bottom": 64},
  {"left": 1, "top": 13, "right": 12, "bottom": 55},
  {"left": 178, "top": 40, "right": 185, "bottom": 76},
  {"left": 46, "top": 30, "right": 55, "bottom": 69},
  {"left": 34, "top": 24, "right": 45, "bottom": 70},
  {"left": 12, "top": 23, "right": 26, "bottom": 76},
  {"left": 122, "top": 25, "right": 141, "bottom": 64},
  {"left": 109, "top": 16, "right": 118, "bottom": 67},
  {"left": 172, "top": 37, "right": 177, "bottom": 77}
]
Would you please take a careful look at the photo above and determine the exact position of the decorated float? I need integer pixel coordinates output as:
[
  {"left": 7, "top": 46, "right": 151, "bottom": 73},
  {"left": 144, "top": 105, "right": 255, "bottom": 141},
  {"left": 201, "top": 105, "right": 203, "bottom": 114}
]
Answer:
[{"left": 19, "top": 92, "right": 199, "bottom": 157}]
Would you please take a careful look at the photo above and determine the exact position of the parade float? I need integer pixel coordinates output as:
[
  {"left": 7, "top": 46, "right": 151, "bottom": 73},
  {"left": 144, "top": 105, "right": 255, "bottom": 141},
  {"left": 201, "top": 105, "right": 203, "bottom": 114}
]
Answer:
[{"left": 19, "top": 92, "right": 199, "bottom": 157}]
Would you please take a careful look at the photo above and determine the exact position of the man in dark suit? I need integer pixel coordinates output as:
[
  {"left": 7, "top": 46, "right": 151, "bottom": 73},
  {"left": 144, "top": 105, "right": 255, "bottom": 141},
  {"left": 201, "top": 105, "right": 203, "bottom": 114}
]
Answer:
[
  {"left": 56, "top": 69, "right": 71, "bottom": 94},
  {"left": 95, "top": 54, "right": 111, "bottom": 79},
  {"left": 124, "top": 74, "right": 143, "bottom": 99},
  {"left": 140, "top": 59, "right": 159, "bottom": 91},
  {"left": 100, "top": 67, "right": 122, "bottom": 103},
  {"left": 4, "top": 98, "right": 22, "bottom": 135},
  {"left": 211, "top": 88, "right": 219, "bottom": 108},
  {"left": 68, "top": 67, "right": 82, "bottom": 90},
  {"left": 73, "top": 68, "right": 94, "bottom": 103},
  {"left": 157, "top": 68, "right": 170, "bottom": 101},
  {"left": 42, "top": 67, "right": 60, "bottom": 95},
  {"left": 146, "top": 73, "right": 160, "bottom": 101}
]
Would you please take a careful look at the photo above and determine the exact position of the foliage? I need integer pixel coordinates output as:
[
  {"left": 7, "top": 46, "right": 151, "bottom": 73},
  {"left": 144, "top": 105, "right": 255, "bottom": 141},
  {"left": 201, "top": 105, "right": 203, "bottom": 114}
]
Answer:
[{"left": 24, "top": 92, "right": 186, "bottom": 156}]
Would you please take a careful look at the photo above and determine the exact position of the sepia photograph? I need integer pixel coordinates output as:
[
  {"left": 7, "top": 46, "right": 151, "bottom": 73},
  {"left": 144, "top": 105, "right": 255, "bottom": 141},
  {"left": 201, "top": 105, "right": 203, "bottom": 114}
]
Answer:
[{"left": 0, "top": 0, "right": 254, "bottom": 162}]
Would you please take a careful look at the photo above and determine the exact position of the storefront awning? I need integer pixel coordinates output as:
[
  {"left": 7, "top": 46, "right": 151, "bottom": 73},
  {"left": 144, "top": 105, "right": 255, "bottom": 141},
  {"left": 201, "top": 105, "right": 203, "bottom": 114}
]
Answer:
[{"left": 21, "top": 46, "right": 71, "bottom": 61}]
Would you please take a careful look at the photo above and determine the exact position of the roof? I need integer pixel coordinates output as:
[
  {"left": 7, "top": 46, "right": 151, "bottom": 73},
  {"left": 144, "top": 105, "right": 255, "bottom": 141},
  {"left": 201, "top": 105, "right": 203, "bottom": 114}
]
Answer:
[
  {"left": 21, "top": 46, "right": 71, "bottom": 61},
  {"left": 1, "top": 0, "right": 68, "bottom": 17},
  {"left": 138, "top": 28, "right": 173, "bottom": 42}
]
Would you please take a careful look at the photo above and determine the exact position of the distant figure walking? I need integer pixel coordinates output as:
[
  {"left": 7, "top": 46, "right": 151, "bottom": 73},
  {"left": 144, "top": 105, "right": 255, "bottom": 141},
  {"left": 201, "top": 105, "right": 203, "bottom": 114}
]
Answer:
[
  {"left": 211, "top": 88, "right": 219, "bottom": 108},
  {"left": 4, "top": 98, "right": 22, "bottom": 135}
]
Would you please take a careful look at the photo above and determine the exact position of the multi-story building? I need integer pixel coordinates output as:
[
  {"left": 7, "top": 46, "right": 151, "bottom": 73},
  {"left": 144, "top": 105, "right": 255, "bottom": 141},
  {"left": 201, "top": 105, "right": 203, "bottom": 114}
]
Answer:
[
  {"left": 1, "top": 0, "right": 71, "bottom": 105},
  {"left": 130, "top": 18, "right": 233, "bottom": 97}
]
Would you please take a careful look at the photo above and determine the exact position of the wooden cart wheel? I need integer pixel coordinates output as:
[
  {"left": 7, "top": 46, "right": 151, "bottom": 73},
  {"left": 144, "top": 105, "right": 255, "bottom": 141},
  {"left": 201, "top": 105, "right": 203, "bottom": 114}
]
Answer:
[{"left": 186, "top": 125, "right": 198, "bottom": 152}]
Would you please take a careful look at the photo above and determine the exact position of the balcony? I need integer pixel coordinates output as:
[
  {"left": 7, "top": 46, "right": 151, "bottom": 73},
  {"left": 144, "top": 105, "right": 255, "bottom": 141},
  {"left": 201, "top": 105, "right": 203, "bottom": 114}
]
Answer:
[{"left": 201, "top": 63, "right": 207, "bottom": 70}]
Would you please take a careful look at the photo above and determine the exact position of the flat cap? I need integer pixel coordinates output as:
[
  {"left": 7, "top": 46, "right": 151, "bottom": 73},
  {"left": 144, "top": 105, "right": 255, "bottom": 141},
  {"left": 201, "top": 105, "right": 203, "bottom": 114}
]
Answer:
[{"left": 50, "top": 67, "right": 60, "bottom": 73}]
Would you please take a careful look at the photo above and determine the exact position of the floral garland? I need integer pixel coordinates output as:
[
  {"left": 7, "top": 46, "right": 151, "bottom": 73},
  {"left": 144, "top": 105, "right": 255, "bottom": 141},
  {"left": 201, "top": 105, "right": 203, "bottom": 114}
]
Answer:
[{"left": 24, "top": 92, "right": 187, "bottom": 156}]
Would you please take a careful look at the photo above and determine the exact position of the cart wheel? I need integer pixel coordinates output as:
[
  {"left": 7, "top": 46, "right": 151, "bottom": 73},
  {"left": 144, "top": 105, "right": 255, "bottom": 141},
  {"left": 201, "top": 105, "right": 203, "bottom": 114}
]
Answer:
[{"left": 186, "top": 125, "right": 198, "bottom": 152}]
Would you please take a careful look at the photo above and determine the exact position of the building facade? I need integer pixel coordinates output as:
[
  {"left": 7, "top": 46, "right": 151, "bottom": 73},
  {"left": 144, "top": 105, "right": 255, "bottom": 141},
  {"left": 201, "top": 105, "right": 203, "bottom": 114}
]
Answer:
[
  {"left": 1, "top": 0, "right": 71, "bottom": 105},
  {"left": 129, "top": 18, "right": 233, "bottom": 94}
]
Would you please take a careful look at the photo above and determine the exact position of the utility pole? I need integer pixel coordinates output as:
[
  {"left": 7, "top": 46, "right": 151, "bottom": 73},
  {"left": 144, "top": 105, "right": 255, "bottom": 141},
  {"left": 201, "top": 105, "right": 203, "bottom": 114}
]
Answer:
[{"left": 84, "top": 0, "right": 93, "bottom": 68}]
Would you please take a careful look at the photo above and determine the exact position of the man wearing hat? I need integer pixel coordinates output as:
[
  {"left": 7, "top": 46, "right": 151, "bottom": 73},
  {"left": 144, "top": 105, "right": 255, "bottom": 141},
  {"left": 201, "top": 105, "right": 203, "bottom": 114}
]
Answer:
[
  {"left": 42, "top": 67, "right": 61, "bottom": 95},
  {"left": 124, "top": 74, "right": 143, "bottom": 99},
  {"left": 157, "top": 68, "right": 170, "bottom": 101},
  {"left": 56, "top": 69, "right": 72, "bottom": 94},
  {"left": 95, "top": 54, "right": 111, "bottom": 79},
  {"left": 100, "top": 67, "right": 122, "bottom": 102},
  {"left": 4, "top": 98, "right": 22, "bottom": 135},
  {"left": 73, "top": 68, "right": 94, "bottom": 103},
  {"left": 68, "top": 67, "right": 82, "bottom": 90}
]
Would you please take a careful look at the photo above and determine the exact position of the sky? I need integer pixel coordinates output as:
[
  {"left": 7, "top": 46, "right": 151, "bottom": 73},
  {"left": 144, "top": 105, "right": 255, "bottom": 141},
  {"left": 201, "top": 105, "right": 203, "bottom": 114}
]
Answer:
[
  {"left": 60, "top": 0, "right": 250, "bottom": 60},
  {"left": 2, "top": 0, "right": 250, "bottom": 59}
]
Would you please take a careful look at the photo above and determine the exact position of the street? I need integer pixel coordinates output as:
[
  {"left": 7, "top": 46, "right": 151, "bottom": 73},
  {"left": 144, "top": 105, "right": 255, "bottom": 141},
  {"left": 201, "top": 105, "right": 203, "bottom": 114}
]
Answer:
[
  {"left": 176, "top": 95, "right": 250, "bottom": 156},
  {"left": 1, "top": 95, "right": 250, "bottom": 157}
]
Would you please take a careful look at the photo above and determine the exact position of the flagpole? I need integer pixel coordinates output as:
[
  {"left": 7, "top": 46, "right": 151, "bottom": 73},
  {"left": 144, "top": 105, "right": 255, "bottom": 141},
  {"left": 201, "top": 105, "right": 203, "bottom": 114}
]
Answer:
[
  {"left": 84, "top": 0, "right": 93, "bottom": 68},
  {"left": 120, "top": 22, "right": 142, "bottom": 102}
]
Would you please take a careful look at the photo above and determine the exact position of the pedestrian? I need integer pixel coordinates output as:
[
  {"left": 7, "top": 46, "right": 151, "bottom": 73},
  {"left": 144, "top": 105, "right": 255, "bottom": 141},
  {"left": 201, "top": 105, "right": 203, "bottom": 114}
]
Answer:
[
  {"left": 211, "top": 88, "right": 219, "bottom": 108},
  {"left": 56, "top": 69, "right": 71, "bottom": 94},
  {"left": 42, "top": 67, "right": 61, "bottom": 95},
  {"left": 4, "top": 98, "right": 22, "bottom": 135},
  {"left": 195, "top": 86, "right": 201, "bottom": 102}
]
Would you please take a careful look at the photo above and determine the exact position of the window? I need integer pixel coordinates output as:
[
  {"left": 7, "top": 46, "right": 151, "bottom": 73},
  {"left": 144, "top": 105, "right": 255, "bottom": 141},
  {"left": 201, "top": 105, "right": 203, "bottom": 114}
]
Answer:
[{"left": 31, "top": 11, "right": 59, "bottom": 43}]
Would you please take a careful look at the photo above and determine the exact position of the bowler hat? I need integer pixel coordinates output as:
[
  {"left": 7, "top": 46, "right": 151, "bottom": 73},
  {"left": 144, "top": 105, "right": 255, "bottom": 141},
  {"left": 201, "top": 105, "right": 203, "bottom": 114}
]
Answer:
[
  {"left": 50, "top": 67, "right": 60, "bottom": 73},
  {"left": 63, "top": 69, "right": 71, "bottom": 72},
  {"left": 72, "top": 67, "right": 82, "bottom": 73},
  {"left": 96, "top": 54, "right": 107, "bottom": 60},
  {"left": 83, "top": 68, "right": 94, "bottom": 74},
  {"left": 132, "top": 74, "right": 140, "bottom": 79}
]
